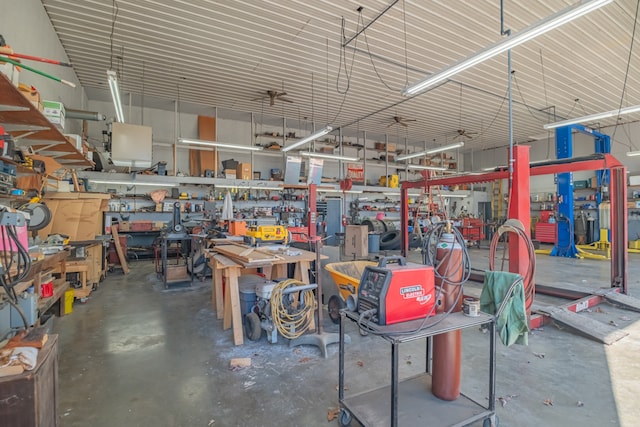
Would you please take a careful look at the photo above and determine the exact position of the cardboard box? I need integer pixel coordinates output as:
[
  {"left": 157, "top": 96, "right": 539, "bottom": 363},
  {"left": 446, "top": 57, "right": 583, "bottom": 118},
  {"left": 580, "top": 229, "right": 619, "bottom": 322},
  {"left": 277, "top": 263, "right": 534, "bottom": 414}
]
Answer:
[
  {"left": 386, "top": 143, "right": 396, "bottom": 152},
  {"left": 38, "top": 193, "right": 110, "bottom": 241},
  {"left": 118, "top": 221, "right": 131, "bottom": 231},
  {"left": 64, "top": 134, "right": 83, "bottom": 150},
  {"left": 345, "top": 225, "right": 369, "bottom": 258},
  {"left": 224, "top": 169, "right": 237, "bottom": 179},
  {"left": 155, "top": 203, "right": 163, "bottom": 212},
  {"left": 0, "top": 62, "right": 20, "bottom": 86},
  {"left": 166, "top": 265, "right": 188, "bottom": 281},
  {"left": 42, "top": 100, "right": 65, "bottom": 131},
  {"left": 153, "top": 221, "right": 166, "bottom": 230},
  {"left": 236, "top": 163, "right": 252, "bottom": 180}
]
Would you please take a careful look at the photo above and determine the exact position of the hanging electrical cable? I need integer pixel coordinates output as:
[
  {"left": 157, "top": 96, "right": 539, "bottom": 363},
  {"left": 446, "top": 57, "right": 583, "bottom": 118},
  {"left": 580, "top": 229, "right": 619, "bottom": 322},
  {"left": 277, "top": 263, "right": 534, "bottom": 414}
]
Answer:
[
  {"left": 0, "top": 209, "right": 33, "bottom": 329},
  {"left": 611, "top": 0, "right": 640, "bottom": 143},
  {"left": 489, "top": 219, "right": 536, "bottom": 316}
]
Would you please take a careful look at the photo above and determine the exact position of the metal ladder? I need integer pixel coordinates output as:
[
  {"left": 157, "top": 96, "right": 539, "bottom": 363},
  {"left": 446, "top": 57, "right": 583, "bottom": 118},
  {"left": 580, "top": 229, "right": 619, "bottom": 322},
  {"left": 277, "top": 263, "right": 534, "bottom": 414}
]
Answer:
[{"left": 491, "top": 180, "right": 503, "bottom": 220}]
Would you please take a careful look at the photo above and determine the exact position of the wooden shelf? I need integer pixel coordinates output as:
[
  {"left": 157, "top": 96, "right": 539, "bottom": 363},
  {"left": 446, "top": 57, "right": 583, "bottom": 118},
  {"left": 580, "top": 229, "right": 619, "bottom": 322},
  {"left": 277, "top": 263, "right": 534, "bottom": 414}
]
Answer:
[{"left": 0, "top": 74, "right": 93, "bottom": 168}]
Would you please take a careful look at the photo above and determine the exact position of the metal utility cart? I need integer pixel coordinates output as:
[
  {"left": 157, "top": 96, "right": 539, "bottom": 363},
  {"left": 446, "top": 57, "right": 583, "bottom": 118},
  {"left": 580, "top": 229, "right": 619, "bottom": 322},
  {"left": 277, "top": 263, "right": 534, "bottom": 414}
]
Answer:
[{"left": 338, "top": 310, "right": 499, "bottom": 427}]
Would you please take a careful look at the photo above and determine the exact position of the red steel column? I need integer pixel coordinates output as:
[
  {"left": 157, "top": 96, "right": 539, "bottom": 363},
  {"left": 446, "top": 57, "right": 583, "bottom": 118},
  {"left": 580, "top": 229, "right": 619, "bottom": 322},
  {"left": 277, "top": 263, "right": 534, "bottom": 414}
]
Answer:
[
  {"left": 308, "top": 183, "right": 317, "bottom": 241},
  {"left": 507, "top": 145, "right": 531, "bottom": 280},
  {"left": 610, "top": 167, "right": 628, "bottom": 293},
  {"left": 400, "top": 185, "right": 409, "bottom": 257}
]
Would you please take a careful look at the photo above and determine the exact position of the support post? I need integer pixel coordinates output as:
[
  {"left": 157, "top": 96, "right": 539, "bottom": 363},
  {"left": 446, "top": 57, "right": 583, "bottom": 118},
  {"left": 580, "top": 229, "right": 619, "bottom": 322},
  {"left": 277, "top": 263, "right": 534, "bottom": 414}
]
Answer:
[
  {"left": 508, "top": 145, "right": 531, "bottom": 277},
  {"left": 400, "top": 185, "right": 410, "bottom": 257},
  {"left": 551, "top": 126, "right": 578, "bottom": 257},
  {"left": 610, "top": 167, "right": 628, "bottom": 293}
]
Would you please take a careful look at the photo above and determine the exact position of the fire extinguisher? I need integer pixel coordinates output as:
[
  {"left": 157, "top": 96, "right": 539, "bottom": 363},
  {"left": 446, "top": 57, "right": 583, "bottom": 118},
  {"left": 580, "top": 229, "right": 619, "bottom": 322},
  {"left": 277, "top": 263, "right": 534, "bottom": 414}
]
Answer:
[{"left": 341, "top": 215, "right": 347, "bottom": 227}]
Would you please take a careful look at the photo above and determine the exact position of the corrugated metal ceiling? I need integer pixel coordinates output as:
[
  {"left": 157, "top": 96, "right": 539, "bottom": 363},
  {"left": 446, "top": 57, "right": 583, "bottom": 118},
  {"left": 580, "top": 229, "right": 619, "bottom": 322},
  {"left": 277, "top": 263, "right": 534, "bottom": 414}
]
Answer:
[{"left": 42, "top": 0, "right": 640, "bottom": 151}]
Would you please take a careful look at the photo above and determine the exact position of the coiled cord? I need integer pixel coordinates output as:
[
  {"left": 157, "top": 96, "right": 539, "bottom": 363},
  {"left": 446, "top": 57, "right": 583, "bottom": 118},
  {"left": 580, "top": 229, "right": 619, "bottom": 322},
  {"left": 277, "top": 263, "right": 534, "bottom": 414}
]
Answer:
[
  {"left": 489, "top": 219, "right": 536, "bottom": 315},
  {"left": 270, "top": 279, "right": 316, "bottom": 340}
]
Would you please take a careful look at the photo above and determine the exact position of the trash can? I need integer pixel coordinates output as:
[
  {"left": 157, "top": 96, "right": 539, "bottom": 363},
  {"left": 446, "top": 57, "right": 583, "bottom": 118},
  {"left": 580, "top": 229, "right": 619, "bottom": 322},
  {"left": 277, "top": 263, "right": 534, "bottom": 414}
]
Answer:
[
  {"left": 239, "top": 282, "right": 257, "bottom": 317},
  {"left": 368, "top": 233, "right": 380, "bottom": 253}
]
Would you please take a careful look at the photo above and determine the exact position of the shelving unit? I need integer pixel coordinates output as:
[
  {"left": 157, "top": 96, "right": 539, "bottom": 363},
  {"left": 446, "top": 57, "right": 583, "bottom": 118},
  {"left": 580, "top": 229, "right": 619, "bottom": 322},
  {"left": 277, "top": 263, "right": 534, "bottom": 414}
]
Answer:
[{"left": 0, "top": 74, "right": 93, "bottom": 168}]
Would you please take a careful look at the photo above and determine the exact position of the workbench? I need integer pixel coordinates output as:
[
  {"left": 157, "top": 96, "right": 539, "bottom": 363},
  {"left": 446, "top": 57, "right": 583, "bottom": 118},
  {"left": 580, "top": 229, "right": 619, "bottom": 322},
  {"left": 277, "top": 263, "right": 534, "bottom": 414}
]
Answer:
[
  {"left": 0, "top": 335, "right": 59, "bottom": 427},
  {"left": 207, "top": 243, "right": 326, "bottom": 346}
]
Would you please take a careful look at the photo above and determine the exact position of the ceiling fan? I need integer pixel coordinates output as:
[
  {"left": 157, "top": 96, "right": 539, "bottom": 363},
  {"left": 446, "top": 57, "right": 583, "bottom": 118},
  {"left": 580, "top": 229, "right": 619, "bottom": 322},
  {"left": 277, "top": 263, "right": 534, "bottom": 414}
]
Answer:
[
  {"left": 386, "top": 115, "right": 416, "bottom": 128},
  {"left": 252, "top": 90, "right": 293, "bottom": 106},
  {"left": 455, "top": 129, "right": 478, "bottom": 139}
]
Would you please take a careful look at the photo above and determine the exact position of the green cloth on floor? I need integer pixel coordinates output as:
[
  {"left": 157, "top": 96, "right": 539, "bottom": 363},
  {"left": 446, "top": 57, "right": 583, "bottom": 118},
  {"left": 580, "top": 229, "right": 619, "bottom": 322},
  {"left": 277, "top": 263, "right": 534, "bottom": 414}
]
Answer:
[{"left": 480, "top": 270, "right": 529, "bottom": 346}]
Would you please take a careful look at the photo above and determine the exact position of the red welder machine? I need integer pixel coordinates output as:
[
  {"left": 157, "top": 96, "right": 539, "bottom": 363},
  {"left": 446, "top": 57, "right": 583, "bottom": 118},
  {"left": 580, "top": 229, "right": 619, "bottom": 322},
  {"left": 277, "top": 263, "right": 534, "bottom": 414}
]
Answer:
[{"left": 357, "top": 256, "right": 435, "bottom": 325}]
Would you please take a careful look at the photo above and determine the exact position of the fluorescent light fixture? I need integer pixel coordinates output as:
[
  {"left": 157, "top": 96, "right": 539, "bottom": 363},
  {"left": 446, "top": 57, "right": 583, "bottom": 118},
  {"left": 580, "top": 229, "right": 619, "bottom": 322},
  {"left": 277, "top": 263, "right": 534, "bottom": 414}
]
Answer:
[
  {"left": 441, "top": 194, "right": 468, "bottom": 198},
  {"left": 383, "top": 192, "right": 399, "bottom": 196},
  {"left": 89, "top": 179, "right": 179, "bottom": 187},
  {"left": 178, "top": 138, "right": 262, "bottom": 151},
  {"left": 626, "top": 151, "right": 640, "bottom": 157},
  {"left": 482, "top": 166, "right": 506, "bottom": 171},
  {"left": 106, "top": 70, "right": 125, "bottom": 123},
  {"left": 299, "top": 152, "right": 359, "bottom": 162},
  {"left": 544, "top": 103, "right": 640, "bottom": 129},
  {"left": 216, "top": 184, "right": 251, "bottom": 189},
  {"left": 397, "top": 142, "right": 465, "bottom": 161},
  {"left": 404, "top": 0, "right": 611, "bottom": 96},
  {"left": 407, "top": 164, "right": 448, "bottom": 171},
  {"left": 282, "top": 126, "right": 333, "bottom": 152},
  {"left": 344, "top": 190, "right": 363, "bottom": 194}
]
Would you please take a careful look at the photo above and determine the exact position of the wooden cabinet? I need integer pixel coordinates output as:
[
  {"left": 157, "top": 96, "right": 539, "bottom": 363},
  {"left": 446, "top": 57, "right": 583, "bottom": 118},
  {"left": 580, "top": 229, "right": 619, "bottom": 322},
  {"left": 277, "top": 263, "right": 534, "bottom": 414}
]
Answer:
[
  {"left": 0, "top": 335, "right": 59, "bottom": 427},
  {"left": 85, "top": 243, "right": 105, "bottom": 286}
]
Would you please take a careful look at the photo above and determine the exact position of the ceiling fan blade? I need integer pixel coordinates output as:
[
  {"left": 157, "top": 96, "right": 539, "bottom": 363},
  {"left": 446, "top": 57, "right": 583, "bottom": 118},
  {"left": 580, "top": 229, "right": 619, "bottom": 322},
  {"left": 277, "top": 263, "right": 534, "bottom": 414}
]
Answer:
[
  {"left": 404, "top": 119, "right": 417, "bottom": 122},
  {"left": 278, "top": 97, "right": 294, "bottom": 103},
  {"left": 251, "top": 96, "right": 266, "bottom": 102},
  {"left": 400, "top": 122, "right": 408, "bottom": 127}
]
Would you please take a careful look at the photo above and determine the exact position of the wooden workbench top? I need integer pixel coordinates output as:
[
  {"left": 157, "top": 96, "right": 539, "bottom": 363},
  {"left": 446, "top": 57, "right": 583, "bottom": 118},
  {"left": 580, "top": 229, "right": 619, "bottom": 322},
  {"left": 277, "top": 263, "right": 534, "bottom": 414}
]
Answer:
[{"left": 207, "top": 243, "right": 326, "bottom": 267}]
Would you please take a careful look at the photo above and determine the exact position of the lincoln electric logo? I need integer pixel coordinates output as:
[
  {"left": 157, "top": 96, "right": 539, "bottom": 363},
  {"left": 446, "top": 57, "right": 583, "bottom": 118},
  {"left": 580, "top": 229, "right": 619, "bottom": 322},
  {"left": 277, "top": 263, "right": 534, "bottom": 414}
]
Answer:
[
  {"left": 400, "top": 285, "right": 432, "bottom": 304},
  {"left": 400, "top": 285, "right": 423, "bottom": 299}
]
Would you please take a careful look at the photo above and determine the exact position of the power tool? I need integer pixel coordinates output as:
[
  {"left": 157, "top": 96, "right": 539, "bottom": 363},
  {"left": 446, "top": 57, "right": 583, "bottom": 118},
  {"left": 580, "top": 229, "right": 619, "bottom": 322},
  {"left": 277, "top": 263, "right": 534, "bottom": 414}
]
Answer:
[
  {"left": 357, "top": 256, "right": 435, "bottom": 325},
  {"left": 244, "top": 224, "right": 289, "bottom": 246}
]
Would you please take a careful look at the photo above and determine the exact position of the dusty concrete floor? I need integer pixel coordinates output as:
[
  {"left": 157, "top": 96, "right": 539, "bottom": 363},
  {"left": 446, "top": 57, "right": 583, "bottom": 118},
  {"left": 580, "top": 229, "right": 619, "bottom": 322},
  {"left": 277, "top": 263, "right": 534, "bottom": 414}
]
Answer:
[{"left": 53, "top": 247, "right": 640, "bottom": 427}]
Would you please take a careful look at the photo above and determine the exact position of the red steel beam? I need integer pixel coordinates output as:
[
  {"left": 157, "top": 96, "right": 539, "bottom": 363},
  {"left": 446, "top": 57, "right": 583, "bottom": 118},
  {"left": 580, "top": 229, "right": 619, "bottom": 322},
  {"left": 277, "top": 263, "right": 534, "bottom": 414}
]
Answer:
[{"left": 401, "top": 154, "right": 623, "bottom": 190}]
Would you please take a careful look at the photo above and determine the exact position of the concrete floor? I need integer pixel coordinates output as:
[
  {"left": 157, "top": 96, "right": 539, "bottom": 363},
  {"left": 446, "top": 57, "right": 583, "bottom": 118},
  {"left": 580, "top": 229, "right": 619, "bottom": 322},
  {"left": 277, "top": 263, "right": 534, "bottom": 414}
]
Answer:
[{"left": 53, "top": 247, "right": 640, "bottom": 427}]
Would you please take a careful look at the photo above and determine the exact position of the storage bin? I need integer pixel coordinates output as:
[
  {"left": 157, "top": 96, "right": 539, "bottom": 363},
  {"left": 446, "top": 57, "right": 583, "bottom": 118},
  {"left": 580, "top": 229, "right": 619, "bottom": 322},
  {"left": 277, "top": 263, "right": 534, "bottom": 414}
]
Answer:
[{"left": 238, "top": 281, "right": 259, "bottom": 317}]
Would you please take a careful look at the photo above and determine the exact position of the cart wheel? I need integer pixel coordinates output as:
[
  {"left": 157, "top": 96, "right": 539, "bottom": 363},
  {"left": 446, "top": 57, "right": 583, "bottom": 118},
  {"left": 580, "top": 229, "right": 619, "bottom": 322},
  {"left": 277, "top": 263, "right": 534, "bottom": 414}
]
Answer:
[
  {"left": 339, "top": 408, "right": 352, "bottom": 427},
  {"left": 245, "top": 312, "right": 262, "bottom": 341},
  {"left": 358, "top": 327, "right": 369, "bottom": 336},
  {"left": 483, "top": 415, "right": 499, "bottom": 427},
  {"left": 328, "top": 295, "right": 345, "bottom": 324}
]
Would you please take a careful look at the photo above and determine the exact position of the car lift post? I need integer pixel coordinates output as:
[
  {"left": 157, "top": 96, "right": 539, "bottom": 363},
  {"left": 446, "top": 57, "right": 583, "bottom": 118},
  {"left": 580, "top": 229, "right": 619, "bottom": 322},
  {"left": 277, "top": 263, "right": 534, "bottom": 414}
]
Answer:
[{"left": 507, "top": 146, "right": 531, "bottom": 279}]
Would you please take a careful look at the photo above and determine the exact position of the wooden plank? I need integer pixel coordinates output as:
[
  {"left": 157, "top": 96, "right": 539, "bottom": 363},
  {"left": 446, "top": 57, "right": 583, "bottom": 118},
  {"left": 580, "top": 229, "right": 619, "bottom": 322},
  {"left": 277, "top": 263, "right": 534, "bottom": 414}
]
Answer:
[
  {"left": 214, "top": 244, "right": 281, "bottom": 264},
  {"left": 227, "top": 270, "right": 244, "bottom": 346},
  {"left": 110, "top": 227, "right": 130, "bottom": 274},
  {"left": 596, "top": 290, "right": 640, "bottom": 312},
  {"left": 70, "top": 169, "right": 81, "bottom": 192},
  {"left": 535, "top": 306, "right": 628, "bottom": 345}
]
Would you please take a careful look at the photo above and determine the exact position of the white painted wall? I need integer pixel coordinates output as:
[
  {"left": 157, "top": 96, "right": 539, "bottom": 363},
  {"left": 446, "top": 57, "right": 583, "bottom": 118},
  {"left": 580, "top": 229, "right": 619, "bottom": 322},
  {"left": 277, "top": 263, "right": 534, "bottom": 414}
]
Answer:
[{"left": 2, "top": 0, "right": 87, "bottom": 134}]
